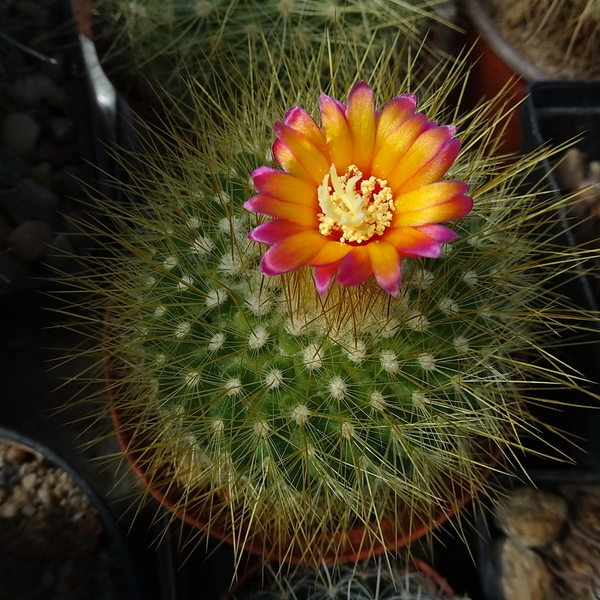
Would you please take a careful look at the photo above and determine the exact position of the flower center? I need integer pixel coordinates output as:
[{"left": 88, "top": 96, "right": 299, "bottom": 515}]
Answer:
[{"left": 317, "top": 164, "right": 395, "bottom": 244}]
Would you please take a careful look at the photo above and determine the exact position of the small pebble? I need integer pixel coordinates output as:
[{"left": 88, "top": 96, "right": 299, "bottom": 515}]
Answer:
[
  {"left": 0, "top": 501, "right": 19, "bottom": 518},
  {"left": 37, "top": 485, "right": 52, "bottom": 506},
  {"left": 494, "top": 486, "right": 568, "bottom": 547},
  {"left": 5, "top": 445, "right": 31, "bottom": 464},
  {"left": 21, "top": 472, "right": 37, "bottom": 491},
  {"left": 49, "top": 116, "right": 76, "bottom": 144},
  {"left": 8, "top": 219, "right": 53, "bottom": 263},
  {"left": 31, "top": 161, "right": 54, "bottom": 189},
  {"left": 0, "top": 177, "right": 59, "bottom": 225},
  {"left": 0, "top": 112, "right": 41, "bottom": 157},
  {"left": 495, "top": 538, "right": 553, "bottom": 600},
  {"left": 556, "top": 148, "right": 585, "bottom": 193},
  {"left": 46, "top": 84, "right": 72, "bottom": 110},
  {"left": 5, "top": 72, "right": 59, "bottom": 106}
]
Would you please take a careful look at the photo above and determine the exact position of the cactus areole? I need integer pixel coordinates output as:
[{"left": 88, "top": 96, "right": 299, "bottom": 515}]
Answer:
[{"left": 102, "top": 81, "right": 530, "bottom": 565}]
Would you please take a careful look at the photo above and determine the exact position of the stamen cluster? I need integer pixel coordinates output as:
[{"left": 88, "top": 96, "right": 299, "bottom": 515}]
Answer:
[{"left": 318, "top": 164, "right": 395, "bottom": 244}]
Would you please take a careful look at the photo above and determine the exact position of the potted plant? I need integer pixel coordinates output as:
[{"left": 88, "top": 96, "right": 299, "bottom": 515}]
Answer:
[
  {"left": 230, "top": 557, "right": 461, "bottom": 600},
  {"left": 0, "top": 425, "right": 145, "bottom": 599},
  {"left": 61, "top": 32, "right": 599, "bottom": 567},
  {"left": 71, "top": 0, "right": 453, "bottom": 121},
  {"left": 460, "top": 0, "right": 600, "bottom": 153}
]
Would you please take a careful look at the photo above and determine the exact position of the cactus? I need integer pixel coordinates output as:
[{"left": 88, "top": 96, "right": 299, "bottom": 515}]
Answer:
[
  {"left": 65, "top": 36, "right": 598, "bottom": 566},
  {"left": 238, "top": 559, "right": 462, "bottom": 600},
  {"left": 486, "top": 0, "right": 600, "bottom": 78},
  {"left": 90, "top": 0, "right": 449, "bottom": 109}
]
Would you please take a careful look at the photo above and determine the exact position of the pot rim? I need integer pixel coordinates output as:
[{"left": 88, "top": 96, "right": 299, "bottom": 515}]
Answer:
[{"left": 464, "top": 0, "right": 551, "bottom": 82}]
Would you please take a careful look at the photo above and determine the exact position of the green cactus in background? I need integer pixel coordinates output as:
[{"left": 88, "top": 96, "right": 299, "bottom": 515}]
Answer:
[
  {"left": 238, "top": 559, "right": 461, "bottom": 600},
  {"left": 64, "top": 35, "right": 598, "bottom": 566},
  {"left": 89, "top": 0, "right": 451, "bottom": 110}
]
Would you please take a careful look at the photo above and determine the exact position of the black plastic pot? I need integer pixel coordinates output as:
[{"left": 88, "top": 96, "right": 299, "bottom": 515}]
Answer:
[
  {"left": 475, "top": 83, "right": 600, "bottom": 600},
  {"left": 0, "top": 425, "right": 145, "bottom": 600},
  {"left": 515, "top": 81, "right": 600, "bottom": 472},
  {"left": 477, "top": 469, "right": 600, "bottom": 600}
]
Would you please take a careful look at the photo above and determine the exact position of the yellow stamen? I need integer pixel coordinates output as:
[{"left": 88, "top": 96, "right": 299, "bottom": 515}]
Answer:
[{"left": 317, "top": 164, "right": 394, "bottom": 243}]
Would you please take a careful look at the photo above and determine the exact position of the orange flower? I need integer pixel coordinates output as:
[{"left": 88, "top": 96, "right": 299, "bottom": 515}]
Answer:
[{"left": 244, "top": 81, "right": 472, "bottom": 296}]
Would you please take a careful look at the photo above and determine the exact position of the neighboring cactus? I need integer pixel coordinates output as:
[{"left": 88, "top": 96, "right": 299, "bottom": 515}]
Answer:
[
  {"left": 487, "top": 0, "right": 600, "bottom": 78},
  {"left": 66, "top": 37, "right": 598, "bottom": 566},
  {"left": 89, "top": 0, "right": 449, "bottom": 108},
  {"left": 238, "top": 559, "right": 462, "bottom": 600}
]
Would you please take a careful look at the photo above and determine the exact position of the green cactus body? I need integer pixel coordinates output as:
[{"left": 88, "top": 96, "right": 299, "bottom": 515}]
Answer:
[
  {"left": 74, "top": 35, "right": 599, "bottom": 563},
  {"left": 91, "top": 0, "right": 447, "bottom": 108},
  {"left": 103, "top": 148, "right": 564, "bottom": 561}
]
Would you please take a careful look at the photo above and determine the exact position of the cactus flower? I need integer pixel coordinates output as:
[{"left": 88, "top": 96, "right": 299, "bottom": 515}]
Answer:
[{"left": 245, "top": 81, "right": 473, "bottom": 296}]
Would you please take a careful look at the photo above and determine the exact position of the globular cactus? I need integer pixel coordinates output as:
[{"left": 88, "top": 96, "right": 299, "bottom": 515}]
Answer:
[
  {"left": 486, "top": 0, "right": 600, "bottom": 79},
  {"left": 89, "top": 0, "right": 449, "bottom": 110},
  {"left": 238, "top": 559, "right": 461, "bottom": 600},
  {"left": 69, "top": 39, "right": 598, "bottom": 566}
]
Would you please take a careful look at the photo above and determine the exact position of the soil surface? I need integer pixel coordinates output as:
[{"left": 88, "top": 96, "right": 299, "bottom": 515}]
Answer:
[{"left": 0, "top": 438, "right": 131, "bottom": 600}]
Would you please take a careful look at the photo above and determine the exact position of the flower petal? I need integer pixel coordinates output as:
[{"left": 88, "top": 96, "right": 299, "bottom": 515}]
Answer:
[
  {"left": 387, "top": 125, "right": 457, "bottom": 193},
  {"left": 261, "top": 231, "right": 327, "bottom": 275},
  {"left": 252, "top": 167, "right": 317, "bottom": 207},
  {"left": 374, "top": 94, "right": 417, "bottom": 155},
  {"left": 308, "top": 241, "right": 353, "bottom": 266},
  {"left": 346, "top": 81, "right": 376, "bottom": 173},
  {"left": 337, "top": 246, "right": 373, "bottom": 287},
  {"left": 273, "top": 139, "right": 313, "bottom": 181},
  {"left": 319, "top": 93, "right": 353, "bottom": 170},
  {"left": 415, "top": 224, "right": 459, "bottom": 244},
  {"left": 244, "top": 195, "right": 319, "bottom": 227},
  {"left": 392, "top": 181, "right": 472, "bottom": 227},
  {"left": 371, "top": 113, "right": 428, "bottom": 180},
  {"left": 248, "top": 219, "right": 310, "bottom": 245},
  {"left": 383, "top": 227, "right": 442, "bottom": 258},
  {"left": 394, "top": 139, "right": 461, "bottom": 195},
  {"left": 315, "top": 262, "right": 341, "bottom": 296},
  {"left": 284, "top": 107, "right": 328, "bottom": 155},
  {"left": 274, "top": 122, "right": 331, "bottom": 185},
  {"left": 367, "top": 241, "right": 401, "bottom": 296}
]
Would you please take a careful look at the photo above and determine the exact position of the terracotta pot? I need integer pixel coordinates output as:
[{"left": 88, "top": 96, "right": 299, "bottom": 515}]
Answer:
[
  {"left": 105, "top": 359, "right": 499, "bottom": 566},
  {"left": 461, "top": 0, "right": 551, "bottom": 155}
]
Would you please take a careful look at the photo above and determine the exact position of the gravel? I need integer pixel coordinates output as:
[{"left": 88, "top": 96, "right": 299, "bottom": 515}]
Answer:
[
  {"left": 0, "top": 0, "right": 91, "bottom": 286},
  {"left": 0, "top": 437, "right": 132, "bottom": 600}
]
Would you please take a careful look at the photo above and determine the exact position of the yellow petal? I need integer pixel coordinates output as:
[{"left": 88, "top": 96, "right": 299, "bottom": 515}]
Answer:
[
  {"left": 346, "top": 81, "right": 376, "bottom": 173},
  {"left": 308, "top": 241, "right": 353, "bottom": 266},
  {"left": 319, "top": 93, "right": 353, "bottom": 170}
]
